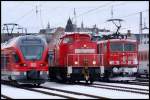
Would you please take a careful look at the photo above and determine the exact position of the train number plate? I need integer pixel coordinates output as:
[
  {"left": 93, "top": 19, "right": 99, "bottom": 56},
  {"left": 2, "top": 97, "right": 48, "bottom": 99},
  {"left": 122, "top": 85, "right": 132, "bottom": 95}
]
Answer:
[
  {"left": 75, "top": 49, "right": 95, "bottom": 53},
  {"left": 30, "top": 63, "right": 36, "bottom": 67}
]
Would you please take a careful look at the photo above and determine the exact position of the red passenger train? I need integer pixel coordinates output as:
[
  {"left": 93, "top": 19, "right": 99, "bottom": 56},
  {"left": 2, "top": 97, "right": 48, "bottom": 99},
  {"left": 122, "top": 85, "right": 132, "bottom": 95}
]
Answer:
[
  {"left": 1, "top": 35, "right": 49, "bottom": 85},
  {"left": 48, "top": 33, "right": 100, "bottom": 83},
  {"left": 93, "top": 35, "right": 138, "bottom": 81}
]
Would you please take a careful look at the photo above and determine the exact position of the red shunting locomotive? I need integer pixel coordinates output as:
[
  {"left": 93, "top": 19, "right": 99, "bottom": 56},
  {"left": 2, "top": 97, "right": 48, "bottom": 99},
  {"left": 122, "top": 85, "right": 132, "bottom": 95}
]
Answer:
[
  {"left": 48, "top": 33, "right": 101, "bottom": 83},
  {"left": 1, "top": 35, "right": 49, "bottom": 85}
]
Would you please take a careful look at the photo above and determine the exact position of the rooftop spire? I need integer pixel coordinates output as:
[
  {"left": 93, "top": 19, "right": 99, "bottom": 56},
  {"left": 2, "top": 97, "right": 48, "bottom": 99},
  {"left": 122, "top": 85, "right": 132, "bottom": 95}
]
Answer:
[{"left": 47, "top": 22, "right": 50, "bottom": 29}]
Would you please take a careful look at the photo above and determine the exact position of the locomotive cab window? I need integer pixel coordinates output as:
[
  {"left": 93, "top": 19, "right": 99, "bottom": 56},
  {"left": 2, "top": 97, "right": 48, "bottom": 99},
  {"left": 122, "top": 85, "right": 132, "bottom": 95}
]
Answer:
[
  {"left": 124, "top": 43, "right": 136, "bottom": 51},
  {"left": 110, "top": 43, "right": 123, "bottom": 52},
  {"left": 62, "top": 37, "right": 74, "bottom": 44}
]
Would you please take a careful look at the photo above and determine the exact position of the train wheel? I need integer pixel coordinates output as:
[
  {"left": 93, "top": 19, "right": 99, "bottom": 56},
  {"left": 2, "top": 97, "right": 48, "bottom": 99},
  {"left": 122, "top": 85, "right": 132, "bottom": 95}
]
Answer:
[
  {"left": 33, "top": 84, "right": 37, "bottom": 86},
  {"left": 85, "top": 80, "right": 89, "bottom": 84},
  {"left": 37, "top": 84, "right": 41, "bottom": 86},
  {"left": 89, "top": 80, "right": 93, "bottom": 84},
  {"left": 68, "top": 77, "right": 75, "bottom": 84},
  {"left": 33, "top": 84, "right": 40, "bottom": 87}
]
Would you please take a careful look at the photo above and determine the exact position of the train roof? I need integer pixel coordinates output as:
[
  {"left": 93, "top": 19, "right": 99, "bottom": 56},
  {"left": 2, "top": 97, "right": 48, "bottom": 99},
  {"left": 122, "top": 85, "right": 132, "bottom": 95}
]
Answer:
[
  {"left": 97, "top": 38, "right": 137, "bottom": 44},
  {"left": 1, "top": 35, "right": 47, "bottom": 49},
  {"left": 61, "top": 32, "right": 91, "bottom": 38},
  {"left": 63, "top": 32, "right": 91, "bottom": 37}
]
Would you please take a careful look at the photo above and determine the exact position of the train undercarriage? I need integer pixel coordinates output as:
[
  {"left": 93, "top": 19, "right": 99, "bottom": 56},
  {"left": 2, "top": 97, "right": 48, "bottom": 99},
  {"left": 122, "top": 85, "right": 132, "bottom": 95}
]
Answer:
[
  {"left": 102, "top": 67, "right": 137, "bottom": 82},
  {"left": 49, "top": 67, "right": 100, "bottom": 84},
  {"left": 1, "top": 70, "right": 48, "bottom": 86}
]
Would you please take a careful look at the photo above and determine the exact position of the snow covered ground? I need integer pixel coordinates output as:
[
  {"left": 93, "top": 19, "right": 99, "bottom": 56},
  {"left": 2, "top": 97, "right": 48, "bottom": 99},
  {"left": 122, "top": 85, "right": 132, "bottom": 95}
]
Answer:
[
  {"left": 1, "top": 85, "right": 64, "bottom": 99},
  {"left": 94, "top": 81, "right": 149, "bottom": 89},
  {"left": 1, "top": 82, "right": 149, "bottom": 99},
  {"left": 41, "top": 82, "right": 149, "bottom": 99}
]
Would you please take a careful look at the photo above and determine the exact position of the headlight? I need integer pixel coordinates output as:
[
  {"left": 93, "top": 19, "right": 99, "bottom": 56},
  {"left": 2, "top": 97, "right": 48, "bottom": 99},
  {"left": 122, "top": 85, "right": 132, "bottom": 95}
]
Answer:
[
  {"left": 40, "top": 63, "right": 45, "bottom": 66},
  {"left": 93, "top": 61, "right": 96, "bottom": 65},
  {"left": 113, "top": 67, "right": 118, "bottom": 73},
  {"left": 109, "top": 61, "right": 114, "bottom": 64},
  {"left": 83, "top": 44, "right": 87, "bottom": 47},
  {"left": 74, "top": 61, "right": 78, "bottom": 65},
  {"left": 24, "top": 64, "right": 27, "bottom": 66}
]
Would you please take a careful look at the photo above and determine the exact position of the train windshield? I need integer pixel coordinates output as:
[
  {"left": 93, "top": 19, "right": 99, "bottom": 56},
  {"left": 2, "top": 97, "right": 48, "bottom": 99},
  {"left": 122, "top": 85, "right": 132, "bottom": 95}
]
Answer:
[
  {"left": 21, "top": 45, "right": 44, "bottom": 60},
  {"left": 62, "top": 37, "right": 74, "bottom": 44},
  {"left": 110, "top": 42, "right": 136, "bottom": 52},
  {"left": 124, "top": 43, "right": 136, "bottom": 51},
  {"left": 110, "top": 43, "right": 123, "bottom": 51}
]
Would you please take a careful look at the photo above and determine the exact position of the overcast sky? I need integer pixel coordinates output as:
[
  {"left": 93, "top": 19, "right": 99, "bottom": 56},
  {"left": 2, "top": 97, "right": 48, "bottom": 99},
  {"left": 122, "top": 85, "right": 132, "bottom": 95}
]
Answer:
[{"left": 1, "top": 1, "right": 149, "bottom": 33}]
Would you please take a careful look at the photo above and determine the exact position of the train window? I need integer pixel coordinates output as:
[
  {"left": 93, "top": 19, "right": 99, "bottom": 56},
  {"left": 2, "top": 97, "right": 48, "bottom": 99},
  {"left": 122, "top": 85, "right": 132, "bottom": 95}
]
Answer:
[
  {"left": 110, "top": 43, "right": 123, "bottom": 51},
  {"left": 124, "top": 43, "right": 136, "bottom": 51},
  {"left": 21, "top": 45, "right": 44, "bottom": 60},
  {"left": 22, "top": 39, "right": 41, "bottom": 44},
  {"left": 62, "top": 37, "right": 73, "bottom": 44},
  {"left": 13, "top": 53, "right": 20, "bottom": 63}
]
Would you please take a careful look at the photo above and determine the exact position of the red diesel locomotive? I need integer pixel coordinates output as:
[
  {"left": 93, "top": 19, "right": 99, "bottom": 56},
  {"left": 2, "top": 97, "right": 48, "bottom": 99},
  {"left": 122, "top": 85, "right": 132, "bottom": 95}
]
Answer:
[
  {"left": 48, "top": 33, "right": 101, "bottom": 83},
  {"left": 1, "top": 35, "right": 49, "bottom": 85},
  {"left": 96, "top": 38, "right": 138, "bottom": 81}
]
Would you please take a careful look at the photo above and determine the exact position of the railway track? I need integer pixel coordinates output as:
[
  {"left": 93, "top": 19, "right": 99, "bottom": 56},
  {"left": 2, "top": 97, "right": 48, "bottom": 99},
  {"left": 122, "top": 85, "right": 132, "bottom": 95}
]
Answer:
[
  {"left": 78, "top": 83, "right": 149, "bottom": 95},
  {"left": 127, "top": 81, "right": 149, "bottom": 86},
  {"left": 99, "top": 80, "right": 149, "bottom": 86},
  {"left": 1, "top": 94, "right": 13, "bottom": 99},
  {"left": 136, "top": 78, "right": 149, "bottom": 82},
  {"left": 38, "top": 86, "right": 108, "bottom": 99},
  {"left": 1, "top": 80, "right": 109, "bottom": 99},
  {"left": 1, "top": 83, "right": 75, "bottom": 99},
  {"left": 94, "top": 83, "right": 149, "bottom": 92}
]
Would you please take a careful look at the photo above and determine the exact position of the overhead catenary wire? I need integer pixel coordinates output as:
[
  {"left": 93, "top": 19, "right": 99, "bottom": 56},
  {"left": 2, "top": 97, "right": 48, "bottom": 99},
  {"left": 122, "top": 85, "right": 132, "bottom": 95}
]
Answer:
[
  {"left": 72, "top": 1, "right": 114, "bottom": 19},
  {"left": 119, "top": 9, "right": 149, "bottom": 19},
  {"left": 12, "top": 8, "right": 35, "bottom": 23},
  {"left": 2, "top": 2, "right": 148, "bottom": 33},
  {"left": 99, "top": 9, "right": 149, "bottom": 27},
  {"left": 72, "top": 1, "right": 126, "bottom": 20}
]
